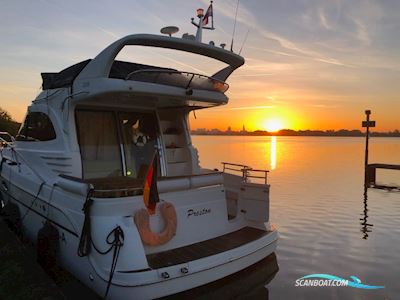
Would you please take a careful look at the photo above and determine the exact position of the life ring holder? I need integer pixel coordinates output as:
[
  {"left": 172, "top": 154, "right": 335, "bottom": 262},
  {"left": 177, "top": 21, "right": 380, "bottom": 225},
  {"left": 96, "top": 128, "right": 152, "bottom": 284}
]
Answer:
[{"left": 134, "top": 202, "right": 177, "bottom": 246}]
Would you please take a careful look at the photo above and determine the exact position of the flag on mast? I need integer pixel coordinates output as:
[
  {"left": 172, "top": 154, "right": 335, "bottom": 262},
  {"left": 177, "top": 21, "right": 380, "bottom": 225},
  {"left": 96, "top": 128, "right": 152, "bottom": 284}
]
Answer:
[
  {"left": 143, "top": 152, "right": 160, "bottom": 215},
  {"left": 203, "top": 3, "right": 213, "bottom": 26}
]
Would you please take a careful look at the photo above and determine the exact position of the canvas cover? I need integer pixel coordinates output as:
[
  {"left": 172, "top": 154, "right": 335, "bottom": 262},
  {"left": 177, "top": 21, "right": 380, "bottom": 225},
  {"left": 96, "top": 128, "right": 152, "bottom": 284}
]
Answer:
[{"left": 41, "top": 60, "right": 174, "bottom": 90}]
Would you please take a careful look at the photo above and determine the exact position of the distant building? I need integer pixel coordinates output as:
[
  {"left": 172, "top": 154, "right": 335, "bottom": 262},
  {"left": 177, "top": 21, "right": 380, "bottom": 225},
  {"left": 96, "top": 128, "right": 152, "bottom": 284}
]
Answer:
[
  {"left": 210, "top": 128, "right": 222, "bottom": 135},
  {"left": 192, "top": 128, "right": 208, "bottom": 135}
]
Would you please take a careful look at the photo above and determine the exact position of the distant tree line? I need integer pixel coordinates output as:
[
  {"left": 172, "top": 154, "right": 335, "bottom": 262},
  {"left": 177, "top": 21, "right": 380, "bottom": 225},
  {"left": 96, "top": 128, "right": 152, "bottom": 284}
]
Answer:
[
  {"left": 192, "top": 128, "right": 400, "bottom": 137},
  {"left": 0, "top": 107, "right": 20, "bottom": 136}
]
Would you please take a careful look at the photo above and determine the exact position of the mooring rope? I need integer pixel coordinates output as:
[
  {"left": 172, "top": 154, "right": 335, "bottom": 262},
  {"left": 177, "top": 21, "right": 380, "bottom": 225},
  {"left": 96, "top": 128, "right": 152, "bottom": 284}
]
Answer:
[
  {"left": 77, "top": 189, "right": 94, "bottom": 257},
  {"left": 77, "top": 189, "right": 124, "bottom": 299}
]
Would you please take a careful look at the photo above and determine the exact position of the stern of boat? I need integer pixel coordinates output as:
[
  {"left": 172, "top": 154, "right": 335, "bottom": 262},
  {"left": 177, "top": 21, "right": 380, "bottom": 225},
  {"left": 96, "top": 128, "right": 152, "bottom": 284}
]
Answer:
[{"left": 77, "top": 162, "right": 277, "bottom": 299}]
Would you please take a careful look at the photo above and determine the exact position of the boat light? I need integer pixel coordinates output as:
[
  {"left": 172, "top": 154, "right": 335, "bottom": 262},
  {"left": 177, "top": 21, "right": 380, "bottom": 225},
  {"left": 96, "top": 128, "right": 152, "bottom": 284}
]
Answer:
[
  {"left": 197, "top": 8, "right": 204, "bottom": 18},
  {"left": 213, "top": 81, "right": 227, "bottom": 92}
]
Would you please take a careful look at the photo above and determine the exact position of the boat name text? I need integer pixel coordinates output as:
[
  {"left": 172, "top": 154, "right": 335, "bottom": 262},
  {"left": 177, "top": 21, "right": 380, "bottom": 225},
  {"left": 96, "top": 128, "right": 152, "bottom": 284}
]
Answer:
[{"left": 187, "top": 208, "right": 211, "bottom": 218}]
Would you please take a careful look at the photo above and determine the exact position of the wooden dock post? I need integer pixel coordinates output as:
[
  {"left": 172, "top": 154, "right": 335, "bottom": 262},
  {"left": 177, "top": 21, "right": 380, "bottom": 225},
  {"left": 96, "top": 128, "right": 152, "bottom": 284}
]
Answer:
[{"left": 362, "top": 110, "right": 375, "bottom": 186}]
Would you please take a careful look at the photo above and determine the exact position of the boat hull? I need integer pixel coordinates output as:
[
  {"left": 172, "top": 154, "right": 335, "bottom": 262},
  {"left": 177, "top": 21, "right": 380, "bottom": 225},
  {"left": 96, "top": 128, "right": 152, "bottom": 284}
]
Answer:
[
  {"left": 0, "top": 164, "right": 278, "bottom": 299},
  {"left": 97, "top": 231, "right": 278, "bottom": 299}
]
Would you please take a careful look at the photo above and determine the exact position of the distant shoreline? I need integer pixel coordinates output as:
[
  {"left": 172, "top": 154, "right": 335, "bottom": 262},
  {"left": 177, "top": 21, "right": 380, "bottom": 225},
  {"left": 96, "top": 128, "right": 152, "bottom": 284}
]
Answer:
[{"left": 191, "top": 129, "right": 400, "bottom": 137}]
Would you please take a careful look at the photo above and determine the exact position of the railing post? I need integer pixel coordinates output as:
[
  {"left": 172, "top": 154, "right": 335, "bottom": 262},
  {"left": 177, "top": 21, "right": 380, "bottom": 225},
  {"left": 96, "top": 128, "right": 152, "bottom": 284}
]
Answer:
[
  {"left": 362, "top": 110, "right": 375, "bottom": 186},
  {"left": 365, "top": 165, "right": 376, "bottom": 186},
  {"left": 242, "top": 167, "right": 248, "bottom": 182}
]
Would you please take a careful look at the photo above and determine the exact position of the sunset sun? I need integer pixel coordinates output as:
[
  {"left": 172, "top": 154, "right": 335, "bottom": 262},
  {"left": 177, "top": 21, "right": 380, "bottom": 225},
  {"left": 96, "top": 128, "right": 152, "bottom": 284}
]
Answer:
[{"left": 263, "top": 118, "right": 283, "bottom": 132}]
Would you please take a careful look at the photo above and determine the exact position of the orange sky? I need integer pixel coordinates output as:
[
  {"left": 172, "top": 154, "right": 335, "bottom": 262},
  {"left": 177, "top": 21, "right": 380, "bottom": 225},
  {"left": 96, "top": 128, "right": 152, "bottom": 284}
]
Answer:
[{"left": 1, "top": 0, "right": 399, "bottom": 132}]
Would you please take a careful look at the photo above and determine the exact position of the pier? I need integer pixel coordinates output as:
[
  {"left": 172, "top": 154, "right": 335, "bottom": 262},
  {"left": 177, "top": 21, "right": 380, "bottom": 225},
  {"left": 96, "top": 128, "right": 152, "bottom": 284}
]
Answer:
[
  {"left": 0, "top": 218, "right": 65, "bottom": 299},
  {"left": 363, "top": 110, "right": 400, "bottom": 188}
]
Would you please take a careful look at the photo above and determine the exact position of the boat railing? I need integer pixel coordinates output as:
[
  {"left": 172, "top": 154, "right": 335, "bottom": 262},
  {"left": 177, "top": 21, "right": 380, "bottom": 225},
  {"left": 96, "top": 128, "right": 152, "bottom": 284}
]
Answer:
[
  {"left": 0, "top": 131, "right": 15, "bottom": 147},
  {"left": 222, "top": 162, "right": 269, "bottom": 184},
  {"left": 125, "top": 69, "right": 229, "bottom": 93}
]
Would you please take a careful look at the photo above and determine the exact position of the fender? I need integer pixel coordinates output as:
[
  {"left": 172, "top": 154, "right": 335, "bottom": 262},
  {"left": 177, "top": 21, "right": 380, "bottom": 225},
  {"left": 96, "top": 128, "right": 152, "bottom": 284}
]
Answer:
[
  {"left": 37, "top": 221, "right": 59, "bottom": 273},
  {"left": 1, "top": 201, "right": 22, "bottom": 236}
]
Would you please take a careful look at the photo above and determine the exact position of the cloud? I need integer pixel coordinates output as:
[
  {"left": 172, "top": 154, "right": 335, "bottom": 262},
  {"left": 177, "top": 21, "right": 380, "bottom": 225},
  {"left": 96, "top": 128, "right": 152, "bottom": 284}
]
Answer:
[
  {"left": 353, "top": 19, "right": 371, "bottom": 46},
  {"left": 229, "top": 105, "right": 274, "bottom": 110},
  {"left": 247, "top": 45, "right": 298, "bottom": 58},
  {"left": 96, "top": 26, "right": 120, "bottom": 39},
  {"left": 318, "top": 8, "right": 332, "bottom": 30},
  {"left": 230, "top": 73, "right": 273, "bottom": 78},
  {"left": 210, "top": 105, "right": 274, "bottom": 112},
  {"left": 205, "top": 0, "right": 349, "bottom": 68},
  {"left": 309, "top": 104, "right": 339, "bottom": 108},
  {"left": 315, "top": 58, "right": 350, "bottom": 67}
]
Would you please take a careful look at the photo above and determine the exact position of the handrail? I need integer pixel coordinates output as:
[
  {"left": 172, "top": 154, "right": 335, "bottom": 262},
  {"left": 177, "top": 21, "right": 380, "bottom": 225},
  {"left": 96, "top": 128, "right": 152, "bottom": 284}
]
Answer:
[
  {"left": 246, "top": 169, "right": 269, "bottom": 185},
  {"left": 221, "top": 162, "right": 251, "bottom": 181},
  {"left": 222, "top": 162, "right": 269, "bottom": 184},
  {"left": 125, "top": 69, "right": 229, "bottom": 93},
  {"left": 221, "top": 162, "right": 250, "bottom": 169},
  {"left": 0, "top": 131, "right": 15, "bottom": 144}
]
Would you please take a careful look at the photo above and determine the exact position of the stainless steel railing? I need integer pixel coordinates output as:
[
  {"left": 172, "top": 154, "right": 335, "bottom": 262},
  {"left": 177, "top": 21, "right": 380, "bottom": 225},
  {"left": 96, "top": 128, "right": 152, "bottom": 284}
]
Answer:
[{"left": 221, "top": 162, "right": 269, "bottom": 184}]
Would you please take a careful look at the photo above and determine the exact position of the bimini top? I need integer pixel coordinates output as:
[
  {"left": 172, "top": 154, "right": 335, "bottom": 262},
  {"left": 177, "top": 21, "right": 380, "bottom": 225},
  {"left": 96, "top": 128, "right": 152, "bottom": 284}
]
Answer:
[
  {"left": 41, "top": 60, "right": 175, "bottom": 90},
  {"left": 40, "top": 34, "right": 245, "bottom": 93}
]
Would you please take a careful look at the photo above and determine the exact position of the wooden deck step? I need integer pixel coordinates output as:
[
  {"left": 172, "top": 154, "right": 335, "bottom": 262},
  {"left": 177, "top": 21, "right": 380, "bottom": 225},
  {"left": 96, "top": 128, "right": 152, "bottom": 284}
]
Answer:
[{"left": 146, "top": 227, "right": 269, "bottom": 269}]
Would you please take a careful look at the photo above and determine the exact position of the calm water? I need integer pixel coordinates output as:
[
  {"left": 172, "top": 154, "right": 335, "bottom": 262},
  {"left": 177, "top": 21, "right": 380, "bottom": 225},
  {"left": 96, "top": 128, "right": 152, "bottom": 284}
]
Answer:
[{"left": 191, "top": 136, "right": 400, "bottom": 300}]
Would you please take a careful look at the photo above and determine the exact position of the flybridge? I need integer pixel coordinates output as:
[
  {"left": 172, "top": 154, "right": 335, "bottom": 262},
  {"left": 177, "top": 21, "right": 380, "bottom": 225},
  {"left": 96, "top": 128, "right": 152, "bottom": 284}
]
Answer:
[
  {"left": 74, "top": 34, "right": 244, "bottom": 81},
  {"left": 40, "top": 34, "right": 243, "bottom": 94},
  {"left": 41, "top": 1, "right": 244, "bottom": 93}
]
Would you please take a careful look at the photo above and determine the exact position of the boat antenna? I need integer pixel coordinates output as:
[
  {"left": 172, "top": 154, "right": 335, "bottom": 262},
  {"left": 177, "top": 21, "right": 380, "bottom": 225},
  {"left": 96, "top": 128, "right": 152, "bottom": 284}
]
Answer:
[
  {"left": 230, "top": 0, "right": 240, "bottom": 52},
  {"left": 238, "top": 28, "right": 250, "bottom": 55}
]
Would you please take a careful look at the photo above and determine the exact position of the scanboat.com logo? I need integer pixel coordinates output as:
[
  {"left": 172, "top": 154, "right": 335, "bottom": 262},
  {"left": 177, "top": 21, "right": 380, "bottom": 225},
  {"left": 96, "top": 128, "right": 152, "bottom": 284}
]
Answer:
[{"left": 295, "top": 274, "right": 384, "bottom": 289}]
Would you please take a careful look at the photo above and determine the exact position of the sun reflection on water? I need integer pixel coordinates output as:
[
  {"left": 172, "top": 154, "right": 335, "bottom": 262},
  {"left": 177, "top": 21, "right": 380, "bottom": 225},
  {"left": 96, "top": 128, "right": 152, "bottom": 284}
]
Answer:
[{"left": 270, "top": 136, "right": 277, "bottom": 170}]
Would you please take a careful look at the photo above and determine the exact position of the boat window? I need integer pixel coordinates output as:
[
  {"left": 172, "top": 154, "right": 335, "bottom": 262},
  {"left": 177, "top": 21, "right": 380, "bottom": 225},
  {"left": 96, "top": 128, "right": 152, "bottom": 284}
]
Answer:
[
  {"left": 119, "top": 112, "right": 159, "bottom": 179},
  {"left": 76, "top": 111, "right": 123, "bottom": 179},
  {"left": 16, "top": 112, "right": 56, "bottom": 141}
]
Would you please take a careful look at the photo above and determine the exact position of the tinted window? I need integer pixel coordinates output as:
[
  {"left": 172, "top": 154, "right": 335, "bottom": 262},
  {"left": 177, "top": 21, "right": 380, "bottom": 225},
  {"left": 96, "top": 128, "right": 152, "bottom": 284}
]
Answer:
[{"left": 16, "top": 112, "right": 56, "bottom": 141}]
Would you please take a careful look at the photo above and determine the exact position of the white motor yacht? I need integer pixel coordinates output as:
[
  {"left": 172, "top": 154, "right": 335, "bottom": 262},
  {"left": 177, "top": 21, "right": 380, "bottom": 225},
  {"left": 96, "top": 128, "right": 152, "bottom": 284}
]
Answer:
[{"left": 0, "top": 4, "right": 278, "bottom": 299}]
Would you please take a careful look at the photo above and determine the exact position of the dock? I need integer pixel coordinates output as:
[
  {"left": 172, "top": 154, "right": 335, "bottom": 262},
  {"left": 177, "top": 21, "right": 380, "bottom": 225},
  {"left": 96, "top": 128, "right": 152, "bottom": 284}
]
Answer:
[
  {"left": 363, "top": 110, "right": 400, "bottom": 188},
  {"left": 365, "top": 163, "right": 400, "bottom": 187},
  {"left": 0, "top": 218, "right": 65, "bottom": 300}
]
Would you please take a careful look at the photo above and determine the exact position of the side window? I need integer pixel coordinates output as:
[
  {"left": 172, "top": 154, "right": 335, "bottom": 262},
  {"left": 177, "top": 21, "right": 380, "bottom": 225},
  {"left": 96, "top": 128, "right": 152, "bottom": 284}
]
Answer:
[{"left": 16, "top": 112, "right": 56, "bottom": 141}]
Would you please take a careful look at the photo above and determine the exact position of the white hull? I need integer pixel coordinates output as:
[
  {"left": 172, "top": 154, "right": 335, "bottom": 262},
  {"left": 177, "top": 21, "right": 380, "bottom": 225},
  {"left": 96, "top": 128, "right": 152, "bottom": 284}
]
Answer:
[
  {"left": 0, "top": 24, "right": 278, "bottom": 299},
  {"left": 1, "top": 177, "right": 277, "bottom": 299},
  {"left": 106, "top": 236, "right": 277, "bottom": 299}
]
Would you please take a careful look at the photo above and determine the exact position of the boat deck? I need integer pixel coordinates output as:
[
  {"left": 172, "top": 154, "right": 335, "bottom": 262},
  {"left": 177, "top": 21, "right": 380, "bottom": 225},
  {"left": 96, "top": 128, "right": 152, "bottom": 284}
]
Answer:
[{"left": 147, "top": 227, "right": 269, "bottom": 269}]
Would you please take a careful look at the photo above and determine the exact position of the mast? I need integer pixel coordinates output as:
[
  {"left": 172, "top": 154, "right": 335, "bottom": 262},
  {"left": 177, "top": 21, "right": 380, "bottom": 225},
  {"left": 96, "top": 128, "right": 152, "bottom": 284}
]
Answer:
[{"left": 191, "top": 1, "right": 214, "bottom": 43}]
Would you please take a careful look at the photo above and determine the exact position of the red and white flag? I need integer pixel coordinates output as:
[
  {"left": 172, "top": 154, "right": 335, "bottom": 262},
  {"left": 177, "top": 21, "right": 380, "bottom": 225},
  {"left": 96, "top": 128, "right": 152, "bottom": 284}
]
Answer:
[{"left": 203, "top": 3, "right": 213, "bottom": 26}]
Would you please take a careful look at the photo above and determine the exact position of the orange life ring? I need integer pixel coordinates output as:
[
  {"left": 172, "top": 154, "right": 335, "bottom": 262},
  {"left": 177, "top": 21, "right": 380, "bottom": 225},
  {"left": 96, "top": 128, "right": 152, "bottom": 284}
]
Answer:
[{"left": 134, "top": 202, "right": 177, "bottom": 246}]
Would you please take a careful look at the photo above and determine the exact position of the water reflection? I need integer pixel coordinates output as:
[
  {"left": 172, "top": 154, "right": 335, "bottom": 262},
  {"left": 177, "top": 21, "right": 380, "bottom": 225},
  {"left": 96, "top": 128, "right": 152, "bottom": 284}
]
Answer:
[
  {"left": 163, "top": 253, "right": 279, "bottom": 300},
  {"left": 193, "top": 136, "right": 400, "bottom": 299},
  {"left": 270, "top": 136, "right": 277, "bottom": 170},
  {"left": 361, "top": 184, "right": 400, "bottom": 239},
  {"left": 360, "top": 185, "right": 373, "bottom": 240}
]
